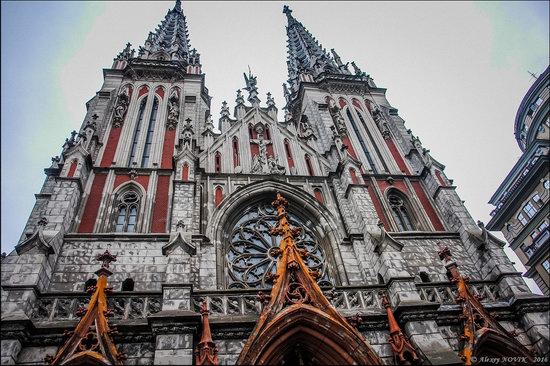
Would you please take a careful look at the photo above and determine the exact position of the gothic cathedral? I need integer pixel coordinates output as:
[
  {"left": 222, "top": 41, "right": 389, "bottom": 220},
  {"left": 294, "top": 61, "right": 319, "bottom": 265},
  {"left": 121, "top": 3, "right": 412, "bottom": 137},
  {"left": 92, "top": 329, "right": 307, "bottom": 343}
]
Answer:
[{"left": 1, "top": 2, "right": 548, "bottom": 365}]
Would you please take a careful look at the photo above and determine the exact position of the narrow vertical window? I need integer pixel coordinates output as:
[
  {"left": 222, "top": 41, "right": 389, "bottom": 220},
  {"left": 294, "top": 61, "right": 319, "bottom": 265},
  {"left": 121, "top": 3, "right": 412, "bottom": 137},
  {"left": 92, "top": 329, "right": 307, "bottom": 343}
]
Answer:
[
  {"left": 265, "top": 126, "right": 271, "bottom": 140},
  {"left": 387, "top": 191, "right": 415, "bottom": 231},
  {"left": 313, "top": 188, "right": 324, "bottom": 204},
  {"left": 349, "top": 168, "right": 359, "bottom": 184},
  {"left": 215, "top": 186, "right": 224, "bottom": 207},
  {"left": 346, "top": 108, "right": 378, "bottom": 173},
  {"left": 284, "top": 139, "right": 295, "bottom": 171},
  {"left": 232, "top": 137, "right": 240, "bottom": 167},
  {"left": 128, "top": 97, "right": 148, "bottom": 166},
  {"left": 305, "top": 154, "right": 314, "bottom": 176},
  {"left": 182, "top": 163, "right": 189, "bottom": 181},
  {"left": 214, "top": 151, "right": 222, "bottom": 173},
  {"left": 248, "top": 124, "right": 254, "bottom": 139},
  {"left": 141, "top": 97, "right": 159, "bottom": 167},
  {"left": 67, "top": 159, "right": 78, "bottom": 177}
]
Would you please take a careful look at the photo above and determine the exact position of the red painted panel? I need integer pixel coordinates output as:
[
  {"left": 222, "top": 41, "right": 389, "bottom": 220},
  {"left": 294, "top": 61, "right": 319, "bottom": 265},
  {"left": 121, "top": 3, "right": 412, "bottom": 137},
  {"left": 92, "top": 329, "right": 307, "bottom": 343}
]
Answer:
[
  {"left": 314, "top": 188, "right": 324, "bottom": 204},
  {"left": 100, "top": 126, "right": 122, "bottom": 167},
  {"left": 78, "top": 173, "right": 107, "bottom": 233},
  {"left": 67, "top": 160, "right": 78, "bottom": 177},
  {"left": 182, "top": 164, "right": 189, "bottom": 181},
  {"left": 366, "top": 183, "right": 390, "bottom": 230},
  {"left": 339, "top": 98, "right": 347, "bottom": 108},
  {"left": 113, "top": 174, "right": 149, "bottom": 191},
  {"left": 214, "top": 186, "right": 224, "bottom": 207},
  {"left": 138, "top": 86, "right": 149, "bottom": 98},
  {"left": 284, "top": 140, "right": 295, "bottom": 170},
  {"left": 411, "top": 181, "right": 445, "bottom": 231},
  {"left": 161, "top": 128, "right": 176, "bottom": 169},
  {"left": 352, "top": 99, "right": 363, "bottom": 111},
  {"left": 151, "top": 175, "right": 170, "bottom": 233},
  {"left": 349, "top": 168, "right": 359, "bottom": 184},
  {"left": 435, "top": 170, "right": 446, "bottom": 186},
  {"left": 155, "top": 86, "right": 165, "bottom": 99},
  {"left": 385, "top": 138, "right": 411, "bottom": 175},
  {"left": 342, "top": 135, "right": 358, "bottom": 160}
]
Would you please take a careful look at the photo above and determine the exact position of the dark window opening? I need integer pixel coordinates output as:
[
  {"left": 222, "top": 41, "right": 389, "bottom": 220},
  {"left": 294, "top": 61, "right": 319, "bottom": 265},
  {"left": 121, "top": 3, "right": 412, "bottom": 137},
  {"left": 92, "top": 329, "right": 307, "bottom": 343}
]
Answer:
[
  {"left": 84, "top": 278, "right": 97, "bottom": 291},
  {"left": 121, "top": 278, "right": 135, "bottom": 291}
]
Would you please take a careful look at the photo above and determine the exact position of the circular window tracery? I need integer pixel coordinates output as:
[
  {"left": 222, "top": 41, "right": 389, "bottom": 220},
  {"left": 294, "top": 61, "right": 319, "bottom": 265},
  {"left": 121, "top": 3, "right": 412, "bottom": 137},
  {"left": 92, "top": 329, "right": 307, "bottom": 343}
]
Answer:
[{"left": 226, "top": 203, "right": 332, "bottom": 289}]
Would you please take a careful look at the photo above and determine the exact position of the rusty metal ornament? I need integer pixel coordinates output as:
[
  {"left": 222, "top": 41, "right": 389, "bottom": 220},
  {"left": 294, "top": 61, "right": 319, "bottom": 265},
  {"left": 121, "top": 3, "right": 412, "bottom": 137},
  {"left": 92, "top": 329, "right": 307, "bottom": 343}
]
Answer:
[
  {"left": 381, "top": 293, "right": 420, "bottom": 365},
  {"left": 44, "top": 249, "right": 126, "bottom": 366},
  {"left": 438, "top": 244, "right": 534, "bottom": 365},
  {"left": 195, "top": 302, "right": 219, "bottom": 366},
  {"left": 236, "top": 192, "right": 383, "bottom": 365}
]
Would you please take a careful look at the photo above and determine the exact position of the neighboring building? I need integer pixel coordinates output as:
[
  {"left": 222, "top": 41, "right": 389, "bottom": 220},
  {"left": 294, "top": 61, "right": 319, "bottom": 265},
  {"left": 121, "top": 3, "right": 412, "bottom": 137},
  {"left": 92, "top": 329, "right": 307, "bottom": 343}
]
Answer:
[
  {"left": 487, "top": 67, "right": 550, "bottom": 295},
  {"left": 1, "top": 2, "right": 548, "bottom": 365}
]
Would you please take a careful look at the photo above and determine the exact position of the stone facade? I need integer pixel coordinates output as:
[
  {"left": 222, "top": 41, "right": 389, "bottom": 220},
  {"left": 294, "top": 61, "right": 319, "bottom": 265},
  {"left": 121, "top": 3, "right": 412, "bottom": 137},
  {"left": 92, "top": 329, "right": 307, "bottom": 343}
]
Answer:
[{"left": 1, "top": 2, "right": 549, "bottom": 365}]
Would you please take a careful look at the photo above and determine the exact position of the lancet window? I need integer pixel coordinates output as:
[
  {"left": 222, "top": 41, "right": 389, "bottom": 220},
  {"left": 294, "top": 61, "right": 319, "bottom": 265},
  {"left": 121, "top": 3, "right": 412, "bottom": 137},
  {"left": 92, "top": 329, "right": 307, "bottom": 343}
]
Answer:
[
  {"left": 387, "top": 190, "right": 415, "bottom": 231},
  {"left": 232, "top": 137, "right": 240, "bottom": 167},
  {"left": 345, "top": 108, "right": 378, "bottom": 173},
  {"left": 114, "top": 189, "right": 141, "bottom": 232},
  {"left": 140, "top": 97, "right": 159, "bottom": 167},
  {"left": 214, "top": 151, "right": 222, "bottom": 173},
  {"left": 128, "top": 97, "right": 148, "bottom": 166},
  {"left": 226, "top": 202, "right": 332, "bottom": 289},
  {"left": 304, "top": 154, "right": 314, "bottom": 176}
]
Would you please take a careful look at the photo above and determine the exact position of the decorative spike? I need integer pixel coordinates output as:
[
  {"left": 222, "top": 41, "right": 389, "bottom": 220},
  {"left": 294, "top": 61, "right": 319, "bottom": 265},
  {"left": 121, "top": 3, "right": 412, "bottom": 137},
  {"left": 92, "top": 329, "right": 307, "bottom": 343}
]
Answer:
[{"left": 195, "top": 302, "right": 219, "bottom": 365}]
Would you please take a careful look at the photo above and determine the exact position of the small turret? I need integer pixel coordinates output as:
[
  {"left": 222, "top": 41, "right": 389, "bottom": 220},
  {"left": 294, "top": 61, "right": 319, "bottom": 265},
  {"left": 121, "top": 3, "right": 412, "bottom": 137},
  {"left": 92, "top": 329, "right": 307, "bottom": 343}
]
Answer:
[
  {"left": 266, "top": 92, "right": 277, "bottom": 120},
  {"left": 219, "top": 101, "right": 232, "bottom": 133},
  {"left": 234, "top": 89, "right": 246, "bottom": 120}
]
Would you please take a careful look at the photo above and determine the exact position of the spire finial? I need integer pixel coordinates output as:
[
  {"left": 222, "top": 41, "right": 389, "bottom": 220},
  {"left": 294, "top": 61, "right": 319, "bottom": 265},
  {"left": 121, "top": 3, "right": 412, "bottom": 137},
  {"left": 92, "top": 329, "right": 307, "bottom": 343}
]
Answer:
[
  {"left": 174, "top": 0, "right": 182, "bottom": 12},
  {"left": 195, "top": 302, "right": 219, "bottom": 365},
  {"left": 283, "top": 5, "right": 293, "bottom": 16}
]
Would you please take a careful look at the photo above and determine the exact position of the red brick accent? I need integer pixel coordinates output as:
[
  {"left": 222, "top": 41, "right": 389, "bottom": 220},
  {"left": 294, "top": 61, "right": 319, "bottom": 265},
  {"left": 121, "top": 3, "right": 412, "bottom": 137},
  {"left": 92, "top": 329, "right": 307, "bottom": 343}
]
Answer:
[
  {"left": 249, "top": 126, "right": 259, "bottom": 157},
  {"left": 138, "top": 85, "right": 149, "bottom": 98},
  {"left": 78, "top": 173, "right": 107, "bottom": 233},
  {"left": 377, "top": 179, "right": 409, "bottom": 195},
  {"left": 155, "top": 86, "right": 165, "bottom": 99},
  {"left": 100, "top": 126, "right": 122, "bottom": 167},
  {"left": 161, "top": 128, "right": 176, "bottom": 169},
  {"left": 113, "top": 174, "right": 149, "bottom": 191},
  {"left": 151, "top": 175, "right": 170, "bottom": 233},
  {"left": 366, "top": 183, "right": 390, "bottom": 230},
  {"left": 67, "top": 160, "right": 78, "bottom": 177},
  {"left": 214, "top": 186, "right": 224, "bottom": 207},
  {"left": 349, "top": 168, "right": 359, "bottom": 184},
  {"left": 352, "top": 98, "right": 363, "bottom": 111},
  {"left": 435, "top": 170, "right": 446, "bottom": 186},
  {"left": 342, "top": 135, "right": 358, "bottom": 160},
  {"left": 411, "top": 181, "right": 445, "bottom": 231},
  {"left": 385, "top": 138, "right": 411, "bottom": 174},
  {"left": 339, "top": 98, "right": 347, "bottom": 108},
  {"left": 284, "top": 139, "right": 295, "bottom": 170},
  {"left": 314, "top": 188, "right": 324, "bottom": 204},
  {"left": 182, "top": 163, "right": 189, "bottom": 181}
]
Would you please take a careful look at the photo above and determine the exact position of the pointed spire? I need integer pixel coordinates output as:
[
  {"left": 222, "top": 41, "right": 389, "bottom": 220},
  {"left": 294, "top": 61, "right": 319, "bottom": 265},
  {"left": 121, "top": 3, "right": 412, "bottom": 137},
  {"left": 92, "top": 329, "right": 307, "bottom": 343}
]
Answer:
[
  {"left": 195, "top": 302, "right": 219, "bottom": 365},
  {"left": 243, "top": 67, "right": 261, "bottom": 107},
  {"left": 284, "top": 6, "right": 345, "bottom": 92},
  {"left": 138, "top": 0, "right": 193, "bottom": 63},
  {"left": 382, "top": 294, "right": 420, "bottom": 365},
  {"left": 237, "top": 193, "right": 382, "bottom": 365},
  {"left": 44, "top": 249, "right": 126, "bottom": 365}
]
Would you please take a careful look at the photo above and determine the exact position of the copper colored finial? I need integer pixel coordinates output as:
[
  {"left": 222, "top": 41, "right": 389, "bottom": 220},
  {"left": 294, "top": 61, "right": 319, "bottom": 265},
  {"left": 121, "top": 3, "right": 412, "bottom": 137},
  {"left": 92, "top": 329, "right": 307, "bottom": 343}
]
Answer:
[{"left": 196, "top": 302, "right": 219, "bottom": 365}]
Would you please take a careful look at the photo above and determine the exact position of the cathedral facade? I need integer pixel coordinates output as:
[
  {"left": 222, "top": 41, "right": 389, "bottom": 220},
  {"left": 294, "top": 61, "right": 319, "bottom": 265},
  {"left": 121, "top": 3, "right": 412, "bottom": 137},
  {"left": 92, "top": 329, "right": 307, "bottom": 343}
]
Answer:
[{"left": 1, "top": 2, "right": 548, "bottom": 365}]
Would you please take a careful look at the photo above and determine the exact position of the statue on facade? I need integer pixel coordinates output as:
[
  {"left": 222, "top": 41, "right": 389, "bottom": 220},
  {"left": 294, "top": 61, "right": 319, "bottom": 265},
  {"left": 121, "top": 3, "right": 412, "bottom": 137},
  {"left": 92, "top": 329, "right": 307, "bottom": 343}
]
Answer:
[
  {"left": 113, "top": 88, "right": 130, "bottom": 127},
  {"left": 268, "top": 156, "right": 286, "bottom": 175},
  {"left": 166, "top": 90, "right": 180, "bottom": 130},
  {"left": 298, "top": 115, "right": 315, "bottom": 140},
  {"left": 372, "top": 107, "right": 391, "bottom": 139}
]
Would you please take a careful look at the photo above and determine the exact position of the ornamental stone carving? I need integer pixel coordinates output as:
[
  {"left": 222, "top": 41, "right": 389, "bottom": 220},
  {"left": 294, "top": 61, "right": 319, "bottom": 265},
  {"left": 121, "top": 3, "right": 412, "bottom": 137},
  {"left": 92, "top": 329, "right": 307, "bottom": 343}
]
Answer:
[
  {"left": 113, "top": 88, "right": 130, "bottom": 127},
  {"left": 166, "top": 89, "right": 180, "bottom": 130}
]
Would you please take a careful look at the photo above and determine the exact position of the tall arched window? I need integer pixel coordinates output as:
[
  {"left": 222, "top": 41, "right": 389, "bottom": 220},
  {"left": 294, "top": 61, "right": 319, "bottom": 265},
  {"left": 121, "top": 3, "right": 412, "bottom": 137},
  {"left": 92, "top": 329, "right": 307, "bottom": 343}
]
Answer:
[
  {"left": 313, "top": 188, "right": 324, "bottom": 204},
  {"left": 284, "top": 139, "right": 294, "bottom": 171},
  {"left": 345, "top": 108, "right": 378, "bottom": 173},
  {"left": 305, "top": 154, "right": 314, "bottom": 176},
  {"left": 182, "top": 163, "right": 189, "bottom": 181},
  {"left": 232, "top": 137, "right": 240, "bottom": 167},
  {"left": 215, "top": 186, "right": 224, "bottom": 207},
  {"left": 387, "top": 190, "right": 415, "bottom": 231},
  {"left": 265, "top": 126, "right": 271, "bottom": 140},
  {"left": 114, "top": 189, "right": 141, "bottom": 232},
  {"left": 67, "top": 159, "right": 78, "bottom": 178},
  {"left": 128, "top": 97, "right": 148, "bottom": 166},
  {"left": 214, "top": 151, "right": 222, "bottom": 173},
  {"left": 141, "top": 97, "right": 159, "bottom": 167}
]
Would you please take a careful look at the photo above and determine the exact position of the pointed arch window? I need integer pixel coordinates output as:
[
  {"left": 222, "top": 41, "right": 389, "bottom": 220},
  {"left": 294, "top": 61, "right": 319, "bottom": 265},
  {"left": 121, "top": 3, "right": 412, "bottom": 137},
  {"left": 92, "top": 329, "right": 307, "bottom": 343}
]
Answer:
[
  {"left": 305, "top": 154, "right": 314, "bottom": 176},
  {"left": 265, "top": 126, "right": 271, "bottom": 140},
  {"left": 114, "top": 190, "right": 141, "bottom": 232},
  {"left": 345, "top": 108, "right": 378, "bottom": 173},
  {"left": 349, "top": 167, "right": 359, "bottom": 184},
  {"left": 284, "top": 139, "right": 295, "bottom": 171},
  {"left": 182, "top": 163, "right": 190, "bottom": 181},
  {"left": 232, "top": 137, "right": 240, "bottom": 167},
  {"left": 387, "top": 191, "right": 415, "bottom": 231},
  {"left": 214, "top": 151, "right": 222, "bottom": 173},
  {"left": 215, "top": 186, "right": 224, "bottom": 207},
  {"left": 128, "top": 97, "right": 148, "bottom": 166},
  {"left": 313, "top": 188, "right": 324, "bottom": 203},
  {"left": 141, "top": 97, "right": 159, "bottom": 167}
]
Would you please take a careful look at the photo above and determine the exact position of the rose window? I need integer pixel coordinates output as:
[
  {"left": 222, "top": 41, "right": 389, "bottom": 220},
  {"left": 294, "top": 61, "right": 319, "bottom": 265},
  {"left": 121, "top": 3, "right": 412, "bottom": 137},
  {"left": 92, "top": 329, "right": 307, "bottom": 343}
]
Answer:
[{"left": 227, "top": 203, "right": 332, "bottom": 289}]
